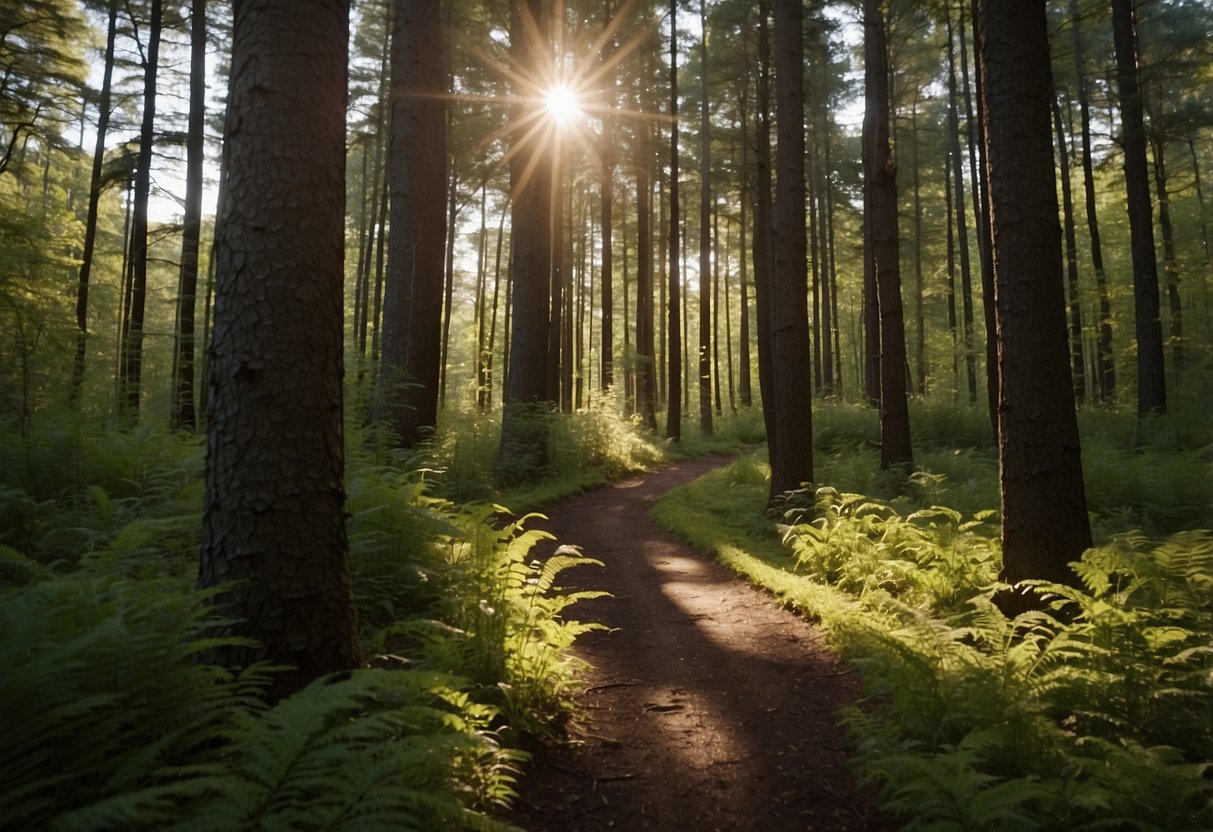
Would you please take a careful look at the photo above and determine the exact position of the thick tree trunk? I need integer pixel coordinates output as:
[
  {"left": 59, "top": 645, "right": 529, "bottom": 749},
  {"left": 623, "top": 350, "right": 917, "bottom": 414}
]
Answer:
[
  {"left": 1111, "top": 0, "right": 1167, "bottom": 415},
  {"left": 976, "top": 0, "right": 1091, "bottom": 614},
  {"left": 864, "top": 0, "right": 911, "bottom": 471},
  {"left": 376, "top": 0, "right": 447, "bottom": 448},
  {"left": 200, "top": 0, "right": 359, "bottom": 700},
  {"left": 768, "top": 0, "right": 814, "bottom": 500},
  {"left": 500, "top": 0, "right": 554, "bottom": 479}
]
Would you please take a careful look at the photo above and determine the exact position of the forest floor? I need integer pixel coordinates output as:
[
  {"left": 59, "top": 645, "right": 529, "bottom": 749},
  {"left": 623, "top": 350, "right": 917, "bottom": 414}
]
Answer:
[{"left": 507, "top": 455, "right": 892, "bottom": 832}]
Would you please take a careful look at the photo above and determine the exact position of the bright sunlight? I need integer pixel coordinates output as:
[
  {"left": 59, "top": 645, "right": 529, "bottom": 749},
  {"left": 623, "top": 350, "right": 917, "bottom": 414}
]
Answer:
[{"left": 544, "top": 84, "right": 583, "bottom": 126}]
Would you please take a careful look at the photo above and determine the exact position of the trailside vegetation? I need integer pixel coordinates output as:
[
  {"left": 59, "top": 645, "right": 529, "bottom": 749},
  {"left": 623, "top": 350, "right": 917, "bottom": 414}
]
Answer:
[{"left": 652, "top": 400, "right": 1213, "bottom": 831}]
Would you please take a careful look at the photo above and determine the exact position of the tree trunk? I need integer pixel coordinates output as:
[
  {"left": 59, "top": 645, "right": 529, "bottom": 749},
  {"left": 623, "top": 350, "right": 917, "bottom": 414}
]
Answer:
[
  {"left": 1111, "top": 0, "right": 1167, "bottom": 415},
  {"left": 768, "top": 0, "right": 814, "bottom": 501},
  {"left": 976, "top": 0, "right": 1091, "bottom": 615},
  {"left": 1072, "top": 0, "right": 1115, "bottom": 403},
  {"left": 72, "top": 0, "right": 118, "bottom": 402},
  {"left": 961, "top": 0, "right": 997, "bottom": 423},
  {"left": 118, "top": 0, "right": 162, "bottom": 424},
  {"left": 636, "top": 109, "right": 658, "bottom": 430},
  {"left": 865, "top": 0, "right": 911, "bottom": 471},
  {"left": 666, "top": 0, "right": 682, "bottom": 441},
  {"left": 376, "top": 0, "right": 447, "bottom": 448},
  {"left": 600, "top": 146, "right": 615, "bottom": 392},
  {"left": 697, "top": 0, "right": 713, "bottom": 435},
  {"left": 946, "top": 4, "right": 977, "bottom": 406},
  {"left": 171, "top": 0, "right": 207, "bottom": 432},
  {"left": 1053, "top": 93, "right": 1086, "bottom": 404},
  {"left": 753, "top": 3, "right": 775, "bottom": 442},
  {"left": 738, "top": 94, "right": 753, "bottom": 408},
  {"left": 500, "top": 0, "right": 554, "bottom": 480},
  {"left": 911, "top": 89, "right": 926, "bottom": 394},
  {"left": 1149, "top": 133, "right": 1184, "bottom": 381},
  {"left": 200, "top": 0, "right": 359, "bottom": 700}
]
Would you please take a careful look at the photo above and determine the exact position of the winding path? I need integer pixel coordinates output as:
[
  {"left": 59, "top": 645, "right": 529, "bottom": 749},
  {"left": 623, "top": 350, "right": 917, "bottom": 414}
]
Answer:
[{"left": 509, "top": 455, "right": 890, "bottom": 832}]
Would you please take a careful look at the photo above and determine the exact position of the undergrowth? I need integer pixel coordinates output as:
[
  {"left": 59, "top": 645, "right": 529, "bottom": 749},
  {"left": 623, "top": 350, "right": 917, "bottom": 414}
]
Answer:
[
  {"left": 0, "top": 412, "right": 608, "bottom": 831},
  {"left": 652, "top": 400, "right": 1213, "bottom": 831}
]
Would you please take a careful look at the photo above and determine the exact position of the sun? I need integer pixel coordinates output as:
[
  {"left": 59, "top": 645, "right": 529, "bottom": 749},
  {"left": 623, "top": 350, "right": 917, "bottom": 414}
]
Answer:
[{"left": 543, "top": 84, "right": 583, "bottom": 126}]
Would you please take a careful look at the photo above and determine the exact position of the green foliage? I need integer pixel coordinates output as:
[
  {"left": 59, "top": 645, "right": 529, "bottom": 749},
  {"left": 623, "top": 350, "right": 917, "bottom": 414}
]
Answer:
[
  {"left": 653, "top": 434, "right": 1213, "bottom": 831},
  {"left": 783, "top": 488, "right": 1001, "bottom": 611},
  {"left": 430, "top": 395, "right": 665, "bottom": 510},
  {"left": 0, "top": 418, "right": 606, "bottom": 831}
]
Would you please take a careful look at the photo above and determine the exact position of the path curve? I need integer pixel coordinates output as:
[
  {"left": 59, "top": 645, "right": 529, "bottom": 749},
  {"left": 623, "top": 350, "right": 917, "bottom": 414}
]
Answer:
[{"left": 509, "top": 455, "right": 890, "bottom": 832}]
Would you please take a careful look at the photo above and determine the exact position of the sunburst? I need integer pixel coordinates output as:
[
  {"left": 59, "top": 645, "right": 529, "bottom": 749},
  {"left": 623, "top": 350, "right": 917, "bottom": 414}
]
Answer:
[{"left": 435, "top": 0, "right": 672, "bottom": 201}]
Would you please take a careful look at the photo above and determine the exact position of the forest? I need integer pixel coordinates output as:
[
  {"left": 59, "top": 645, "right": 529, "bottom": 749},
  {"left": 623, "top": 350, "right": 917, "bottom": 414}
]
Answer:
[{"left": 1, "top": 0, "right": 1211, "bottom": 829}]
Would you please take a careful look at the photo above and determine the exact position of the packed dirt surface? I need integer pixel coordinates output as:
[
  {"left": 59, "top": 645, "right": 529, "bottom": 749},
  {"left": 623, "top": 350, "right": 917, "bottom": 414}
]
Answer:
[{"left": 509, "top": 455, "right": 891, "bottom": 832}]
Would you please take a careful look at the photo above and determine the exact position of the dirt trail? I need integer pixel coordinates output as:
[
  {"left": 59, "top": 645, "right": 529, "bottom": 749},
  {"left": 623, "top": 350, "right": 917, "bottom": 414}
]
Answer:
[{"left": 509, "top": 455, "right": 890, "bottom": 832}]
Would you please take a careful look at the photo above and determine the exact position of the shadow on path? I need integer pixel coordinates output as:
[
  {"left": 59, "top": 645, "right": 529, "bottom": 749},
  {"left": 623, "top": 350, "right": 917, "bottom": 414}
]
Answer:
[{"left": 509, "top": 456, "right": 891, "bottom": 832}]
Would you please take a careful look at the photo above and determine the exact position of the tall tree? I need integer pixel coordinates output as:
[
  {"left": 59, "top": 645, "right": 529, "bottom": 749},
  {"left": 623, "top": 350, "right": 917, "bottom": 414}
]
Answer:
[
  {"left": 753, "top": 2, "right": 775, "bottom": 442},
  {"left": 376, "top": 0, "right": 448, "bottom": 448},
  {"left": 976, "top": 0, "right": 1091, "bottom": 614},
  {"left": 864, "top": 0, "right": 911, "bottom": 471},
  {"left": 1052, "top": 93, "right": 1086, "bottom": 403},
  {"left": 72, "top": 0, "right": 119, "bottom": 400},
  {"left": 945, "top": 2, "right": 977, "bottom": 405},
  {"left": 1071, "top": 0, "right": 1116, "bottom": 403},
  {"left": 500, "top": 0, "right": 554, "bottom": 479},
  {"left": 171, "top": 0, "right": 207, "bottom": 432},
  {"left": 118, "top": 0, "right": 163, "bottom": 423},
  {"left": 767, "top": 0, "right": 813, "bottom": 501},
  {"left": 666, "top": 0, "right": 682, "bottom": 441},
  {"left": 1111, "top": 0, "right": 1167, "bottom": 415},
  {"left": 199, "top": 0, "right": 359, "bottom": 700},
  {"left": 696, "top": 0, "right": 713, "bottom": 437}
]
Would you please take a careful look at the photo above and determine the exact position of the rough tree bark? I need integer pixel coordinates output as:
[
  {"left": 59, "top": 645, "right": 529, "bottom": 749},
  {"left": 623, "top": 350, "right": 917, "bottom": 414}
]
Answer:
[
  {"left": 976, "top": 0, "right": 1091, "bottom": 614},
  {"left": 768, "top": 0, "right": 814, "bottom": 501},
  {"left": 199, "top": 0, "right": 359, "bottom": 700},
  {"left": 376, "top": 0, "right": 447, "bottom": 448}
]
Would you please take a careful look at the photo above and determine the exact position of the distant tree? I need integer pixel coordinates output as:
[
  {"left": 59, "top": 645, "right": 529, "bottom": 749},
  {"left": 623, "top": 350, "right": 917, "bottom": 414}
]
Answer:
[
  {"left": 976, "top": 0, "right": 1091, "bottom": 614},
  {"left": 666, "top": 0, "right": 682, "bottom": 442},
  {"left": 73, "top": 0, "right": 118, "bottom": 400},
  {"left": 499, "top": 0, "right": 554, "bottom": 480},
  {"left": 767, "top": 0, "right": 814, "bottom": 500},
  {"left": 199, "top": 0, "right": 359, "bottom": 700},
  {"left": 696, "top": 0, "right": 713, "bottom": 437},
  {"left": 752, "top": 2, "right": 775, "bottom": 442},
  {"left": 1070, "top": 0, "right": 1116, "bottom": 403},
  {"left": 863, "top": 0, "right": 911, "bottom": 471},
  {"left": 118, "top": 0, "right": 162, "bottom": 423},
  {"left": 1111, "top": 0, "right": 1167, "bottom": 416},
  {"left": 171, "top": 0, "right": 207, "bottom": 432},
  {"left": 375, "top": 0, "right": 448, "bottom": 448}
]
